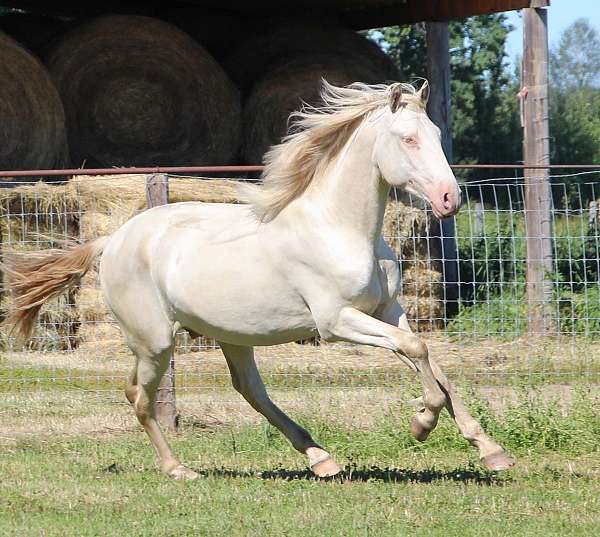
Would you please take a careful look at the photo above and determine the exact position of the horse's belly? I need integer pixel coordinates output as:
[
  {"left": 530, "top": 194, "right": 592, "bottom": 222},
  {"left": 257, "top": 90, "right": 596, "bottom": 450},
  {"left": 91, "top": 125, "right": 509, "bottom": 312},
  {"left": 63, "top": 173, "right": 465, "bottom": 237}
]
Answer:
[
  {"left": 163, "top": 241, "right": 317, "bottom": 346},
  {"left": 174, "top": 291, "right": 317, "bottom": 346}
]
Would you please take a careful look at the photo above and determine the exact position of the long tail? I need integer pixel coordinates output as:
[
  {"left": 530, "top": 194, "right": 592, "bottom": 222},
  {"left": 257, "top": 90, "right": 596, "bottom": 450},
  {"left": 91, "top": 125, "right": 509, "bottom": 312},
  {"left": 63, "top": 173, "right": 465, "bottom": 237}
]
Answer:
[{"left": 1, "top": 237, "right": 109, "bottom": 342}]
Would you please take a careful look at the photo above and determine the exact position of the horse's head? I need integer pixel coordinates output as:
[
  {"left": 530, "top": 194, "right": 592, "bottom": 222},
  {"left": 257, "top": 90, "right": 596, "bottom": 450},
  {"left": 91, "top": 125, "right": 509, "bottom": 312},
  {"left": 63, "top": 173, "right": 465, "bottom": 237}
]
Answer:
[{"left": 373, "top": 81, "right": 461, "bottom": 218}]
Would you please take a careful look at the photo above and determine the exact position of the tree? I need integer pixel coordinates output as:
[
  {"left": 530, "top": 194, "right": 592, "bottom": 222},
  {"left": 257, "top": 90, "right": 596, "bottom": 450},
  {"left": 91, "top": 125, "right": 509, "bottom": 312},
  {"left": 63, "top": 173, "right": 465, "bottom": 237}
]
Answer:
[
  {"left": 549, "top": 19, "right": 600, "bottom": 169},
  {"left": 550, "top": 18, "right": 600, "bottom": 91}
]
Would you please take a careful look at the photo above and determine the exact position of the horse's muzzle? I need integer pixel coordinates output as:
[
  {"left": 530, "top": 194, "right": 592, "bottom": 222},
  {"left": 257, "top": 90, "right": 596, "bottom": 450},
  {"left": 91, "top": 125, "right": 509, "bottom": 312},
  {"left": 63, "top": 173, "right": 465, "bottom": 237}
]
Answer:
[{"left": 428, "top": 183, "right": 462, "bottom": 219}]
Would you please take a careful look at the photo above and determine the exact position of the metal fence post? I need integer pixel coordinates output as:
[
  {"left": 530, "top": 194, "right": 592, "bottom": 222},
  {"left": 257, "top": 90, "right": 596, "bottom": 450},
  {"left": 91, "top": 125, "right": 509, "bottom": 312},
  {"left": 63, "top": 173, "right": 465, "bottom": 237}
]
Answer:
[{"left": 145, "top": 173, "right": 177, "bottom": 430}]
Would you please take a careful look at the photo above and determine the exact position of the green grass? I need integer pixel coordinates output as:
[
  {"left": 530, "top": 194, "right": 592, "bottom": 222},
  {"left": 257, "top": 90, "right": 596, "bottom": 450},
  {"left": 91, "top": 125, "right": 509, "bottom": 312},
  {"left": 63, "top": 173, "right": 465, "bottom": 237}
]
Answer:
[{"left": 1, "top": 387, "right": 600, "bottom": 537}]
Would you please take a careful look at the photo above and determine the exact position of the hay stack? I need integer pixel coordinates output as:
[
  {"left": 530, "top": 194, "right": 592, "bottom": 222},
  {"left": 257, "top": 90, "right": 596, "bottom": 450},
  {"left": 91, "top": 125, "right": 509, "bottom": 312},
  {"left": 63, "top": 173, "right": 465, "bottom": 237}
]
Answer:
[
  {"left": 383, "top": 199, "right": 444, "bottom": 329},
  {"left": 242, "top": 53, "right": 397, "bottom": 164},
  {"left": 0, "top": 32, "right": 68, "bottom": 178},
  {"left": 46, "top": 16, "right": 241, "bottom": 168},
  {"left": 163, "top": 8, "right": 244, "bottom": 61},
  {"left": 227, "top": 22, "right": 399, "bottom": 94},
  {"left": 0, "top": 175, "right": 241, "bottom": 350}
]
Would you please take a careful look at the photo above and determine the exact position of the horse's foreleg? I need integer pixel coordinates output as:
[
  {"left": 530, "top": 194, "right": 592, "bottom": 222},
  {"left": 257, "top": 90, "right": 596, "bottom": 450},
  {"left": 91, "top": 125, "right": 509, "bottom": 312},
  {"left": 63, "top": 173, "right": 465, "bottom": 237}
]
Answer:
[
  {"left": 125, "top": 349, "right": 198, "bottom": 480},
  {"left": 426, "top": 358, "right": 515, "bottom": 470},
  {"left": 381, "top": 302, "right": 514, "bottom": 469},
  {"left": 324, "top": 306, "right": 447, "bottom": 441},
  {"left": 219, "top": 342, "right": 341, "bottom": 477}
]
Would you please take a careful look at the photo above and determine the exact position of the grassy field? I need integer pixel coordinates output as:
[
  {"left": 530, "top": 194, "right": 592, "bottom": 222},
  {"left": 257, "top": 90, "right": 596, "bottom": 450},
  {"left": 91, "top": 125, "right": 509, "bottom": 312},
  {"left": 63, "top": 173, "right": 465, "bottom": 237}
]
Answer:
[{"left": 1, "top": 382, "right": 600, "bottom": 537}]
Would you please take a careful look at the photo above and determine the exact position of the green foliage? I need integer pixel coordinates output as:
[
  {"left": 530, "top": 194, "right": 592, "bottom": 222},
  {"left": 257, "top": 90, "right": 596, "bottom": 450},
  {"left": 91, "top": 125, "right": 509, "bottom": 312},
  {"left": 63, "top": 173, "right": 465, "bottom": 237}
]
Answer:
[
  {"left": 559, "top": 286, "right": 600, "bottom": 337},
  {"left": 549, "top": 18, "right": 600, "bottom": 187},
  {"left": 550, "top": 18, "right": 600, "bottom": 91},
  {"left": 550, "top": 87, "right": 600, "bottom": 166},
  {"left": 450, "top": 210, "right": 600, "bottom": 338},
  {"left": 448, "top": 15, "right": 521, "bottom": 175},
  {"left": 369, "top": 24, "right": 426, "bottom": 80}
]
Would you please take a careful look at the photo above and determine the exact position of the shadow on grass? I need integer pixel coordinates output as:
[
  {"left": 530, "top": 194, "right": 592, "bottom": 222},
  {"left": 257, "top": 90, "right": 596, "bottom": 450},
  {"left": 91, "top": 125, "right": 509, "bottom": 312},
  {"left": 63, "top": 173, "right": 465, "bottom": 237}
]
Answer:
[{"left": 200, "top": 465, "right": 511, "bottom": 485}]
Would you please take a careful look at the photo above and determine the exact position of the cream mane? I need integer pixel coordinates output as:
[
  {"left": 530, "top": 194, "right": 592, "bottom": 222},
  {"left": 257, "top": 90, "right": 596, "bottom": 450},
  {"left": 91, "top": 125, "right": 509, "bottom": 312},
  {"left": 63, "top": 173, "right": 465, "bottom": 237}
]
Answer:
[{"left": 240, "top": 79, "right": 424, "bottom": 222}]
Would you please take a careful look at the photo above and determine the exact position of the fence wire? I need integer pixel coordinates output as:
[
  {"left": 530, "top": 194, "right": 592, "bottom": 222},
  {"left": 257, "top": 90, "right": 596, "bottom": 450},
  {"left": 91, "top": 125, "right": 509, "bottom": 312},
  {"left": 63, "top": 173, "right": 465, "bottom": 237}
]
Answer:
[{"left": 1, "top": 172, "right": 599, "bottom": 403}]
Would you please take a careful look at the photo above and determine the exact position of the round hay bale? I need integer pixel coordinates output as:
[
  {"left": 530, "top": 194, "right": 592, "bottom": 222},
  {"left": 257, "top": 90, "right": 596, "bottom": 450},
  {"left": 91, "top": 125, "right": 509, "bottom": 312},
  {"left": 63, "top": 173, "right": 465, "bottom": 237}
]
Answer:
[
  {"left": 46, "top": 16, "right": 241, "bottom": 168},
  {"left": 0, "top": 32, "right": 68, "bottom": 177},
  {"left": 163, "top": 8, "right": 244, "bottom": 61},
  {"left": 242, "top": 54, "right": 396, "bottom": 164},
  {"left": 227, "top": 22, "right": 398, "bottom": 94}
]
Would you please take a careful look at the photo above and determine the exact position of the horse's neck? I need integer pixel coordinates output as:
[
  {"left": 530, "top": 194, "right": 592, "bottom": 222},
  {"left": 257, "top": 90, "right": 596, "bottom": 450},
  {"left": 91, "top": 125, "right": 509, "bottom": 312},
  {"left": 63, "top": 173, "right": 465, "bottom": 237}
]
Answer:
[{"left": 301, "top": 124, "right": 389, "bottom": 247}]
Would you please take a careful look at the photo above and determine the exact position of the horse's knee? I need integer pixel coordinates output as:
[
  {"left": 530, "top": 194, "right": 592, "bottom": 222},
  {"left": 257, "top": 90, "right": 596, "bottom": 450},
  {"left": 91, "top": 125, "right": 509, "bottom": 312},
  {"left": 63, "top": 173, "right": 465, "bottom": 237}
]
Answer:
[{"left": 404, "top": 336, "right": 428, "bottom": 361}]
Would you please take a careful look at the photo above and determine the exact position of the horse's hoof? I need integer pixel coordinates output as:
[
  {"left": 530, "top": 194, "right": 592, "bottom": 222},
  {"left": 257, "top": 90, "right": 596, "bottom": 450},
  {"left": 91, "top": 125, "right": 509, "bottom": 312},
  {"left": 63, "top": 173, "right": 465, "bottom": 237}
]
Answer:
[
  {"left": 311, "top": 456, "right": 342, "bottom": 478},
  {"left": 410, "top": 416, "right": 431, "bottom": 442},
  {"left": 168, "top": 465, "right": 199, "bottom": 480},
  {"left": 482, "top": 452, "right": 515, "bottom": 471}
]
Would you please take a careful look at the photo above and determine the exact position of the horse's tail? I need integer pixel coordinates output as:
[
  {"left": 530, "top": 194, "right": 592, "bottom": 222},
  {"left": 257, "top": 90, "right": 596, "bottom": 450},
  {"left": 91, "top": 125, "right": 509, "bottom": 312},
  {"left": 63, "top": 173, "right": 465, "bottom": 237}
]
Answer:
[{"left": 1, "top": 237, "right": 110, "bottom": 343}]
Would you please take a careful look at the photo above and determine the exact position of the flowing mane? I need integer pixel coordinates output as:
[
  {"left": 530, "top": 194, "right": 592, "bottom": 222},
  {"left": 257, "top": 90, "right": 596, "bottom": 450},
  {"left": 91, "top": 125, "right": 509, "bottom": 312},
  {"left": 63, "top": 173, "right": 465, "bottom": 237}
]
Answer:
[{"left": 241, "top": 79, "right": 422, "bottom": 222}]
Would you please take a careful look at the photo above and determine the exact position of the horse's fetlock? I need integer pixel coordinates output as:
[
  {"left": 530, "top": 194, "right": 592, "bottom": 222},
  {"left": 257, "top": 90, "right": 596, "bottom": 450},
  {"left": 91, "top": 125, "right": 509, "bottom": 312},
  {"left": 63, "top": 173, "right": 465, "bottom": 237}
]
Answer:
[{"left": 462, "top": 423, "right": 484, "bottom": 441}]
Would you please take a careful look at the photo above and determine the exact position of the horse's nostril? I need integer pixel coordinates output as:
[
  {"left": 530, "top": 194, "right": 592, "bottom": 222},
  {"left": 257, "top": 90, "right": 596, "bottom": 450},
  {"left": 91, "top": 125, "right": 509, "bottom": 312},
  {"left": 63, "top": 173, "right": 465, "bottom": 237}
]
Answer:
[{"left": 443, "top": 192, "right": 451, "bottom": 208}]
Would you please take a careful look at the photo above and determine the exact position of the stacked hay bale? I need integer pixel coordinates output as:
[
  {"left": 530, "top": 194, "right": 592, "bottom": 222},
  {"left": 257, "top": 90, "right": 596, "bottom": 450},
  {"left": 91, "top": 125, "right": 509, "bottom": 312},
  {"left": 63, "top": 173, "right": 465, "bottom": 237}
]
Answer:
[
  {"left": 383, "top": 193, "right": 444, "bottom": 330},
  {"left": 72, "top": 175, "right": 239, "bottom": 352},
  {"left": 0, "top": 176, "right": 239, "bottom": 352},
  {"left": 46, "top": 16, "right": 241, "bottom": 168},
  {"left": 227, "top": 23, "right": 399, "bottom": 164},
  {"left": 227, "top": 22, "right": 399, "bottom": 94},
  {"left": 163, "top": 8, "right": 245, "bottom": 61},
  {"left": 0, "top": 32, "right": 68, "bottom": 180}
]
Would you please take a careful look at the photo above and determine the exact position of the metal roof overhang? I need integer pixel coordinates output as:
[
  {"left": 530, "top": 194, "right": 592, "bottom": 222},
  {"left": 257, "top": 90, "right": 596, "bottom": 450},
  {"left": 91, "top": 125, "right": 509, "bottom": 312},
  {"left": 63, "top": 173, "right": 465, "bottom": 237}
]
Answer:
[{"left": 0, "top": 1, "right": 550, "bottom": 29}]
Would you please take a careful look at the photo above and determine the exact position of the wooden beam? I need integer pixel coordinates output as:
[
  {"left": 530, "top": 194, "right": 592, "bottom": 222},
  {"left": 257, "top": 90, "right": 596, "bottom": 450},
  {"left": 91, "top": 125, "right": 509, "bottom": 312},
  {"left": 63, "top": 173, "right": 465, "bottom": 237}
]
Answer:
[
  {"left": 342, "top": 0, "right": 551, "bottom": 29},
  {"left": 522, "top": 7, "right": 553, "bottom": 335},
  {"left": 426, "top": 21, "right": 459, "bottom": 318},
  {"left": 145, "top": 173, "right": 178, "bottom": 431},
  {"left": 1, "top": 1, "right": 551, "bottom": 29}
]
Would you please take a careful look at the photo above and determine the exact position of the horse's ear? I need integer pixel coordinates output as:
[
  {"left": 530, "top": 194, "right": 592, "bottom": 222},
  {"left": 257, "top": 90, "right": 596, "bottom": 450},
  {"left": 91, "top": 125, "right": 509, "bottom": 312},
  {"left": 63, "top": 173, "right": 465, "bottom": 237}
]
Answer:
[
  {"left": 417, "top": 80, "right": 430, "bottom": 106},
  {"left": 389, "top": 85, "right": 405, "bottom": 113}
]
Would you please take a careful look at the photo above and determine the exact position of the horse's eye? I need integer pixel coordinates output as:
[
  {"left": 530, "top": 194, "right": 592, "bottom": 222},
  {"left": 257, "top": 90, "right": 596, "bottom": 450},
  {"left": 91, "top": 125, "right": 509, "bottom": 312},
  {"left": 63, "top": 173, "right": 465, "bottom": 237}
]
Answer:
[{"left": 402, "top": 136, "right": 418, "bottom": 146}]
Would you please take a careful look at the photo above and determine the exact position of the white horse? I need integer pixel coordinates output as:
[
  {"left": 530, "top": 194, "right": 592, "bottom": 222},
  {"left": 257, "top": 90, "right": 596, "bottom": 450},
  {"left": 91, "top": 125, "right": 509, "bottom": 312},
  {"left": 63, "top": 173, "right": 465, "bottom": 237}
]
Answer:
[{"left": 4, "top": 80, "right": 513, "bottom": 479}]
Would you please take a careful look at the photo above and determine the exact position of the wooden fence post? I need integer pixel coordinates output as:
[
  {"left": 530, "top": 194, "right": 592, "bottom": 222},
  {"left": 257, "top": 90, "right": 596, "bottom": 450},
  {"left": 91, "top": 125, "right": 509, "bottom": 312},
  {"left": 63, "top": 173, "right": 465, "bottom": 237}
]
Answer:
[
  {"left": 522, "top": 7, "right": 553, "bottom": 335},
  {"left": 426, "top": 21, "right": 459, "bottom": 317},
  {"left": 145, "top": 173, "right": 178, "bottom": 430}
]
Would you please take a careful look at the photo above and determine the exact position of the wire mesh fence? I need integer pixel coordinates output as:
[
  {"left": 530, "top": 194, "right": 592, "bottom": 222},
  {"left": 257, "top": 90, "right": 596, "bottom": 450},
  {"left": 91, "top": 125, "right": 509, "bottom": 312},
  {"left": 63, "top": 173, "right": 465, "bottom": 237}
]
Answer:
[{"left": 1, "top": 171, "right": 599, "bottom": 405}]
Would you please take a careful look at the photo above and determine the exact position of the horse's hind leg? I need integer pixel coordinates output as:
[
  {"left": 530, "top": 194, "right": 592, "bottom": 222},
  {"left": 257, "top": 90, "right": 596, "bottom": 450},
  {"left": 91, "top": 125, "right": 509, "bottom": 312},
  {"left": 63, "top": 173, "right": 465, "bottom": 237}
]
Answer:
[
  {"left": 106, "top": 280, "right": 197, "bottom": 479},
  {"left": 124, "top": 344, "right": 198, "bottom": 480},
  {"left": 219, "top": 342, "right": 341, "bottom": 477}
]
